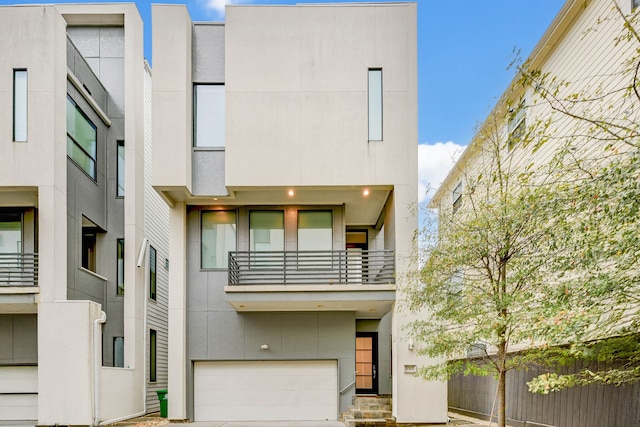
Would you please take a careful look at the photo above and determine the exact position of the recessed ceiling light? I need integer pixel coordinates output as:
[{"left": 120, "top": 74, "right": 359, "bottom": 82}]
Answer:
[
  {"left": 363, "top": 189, "right": 370, "bottom": 196},
  {"left": 288, "top": 189, "right": 295, "bottom": 197}
]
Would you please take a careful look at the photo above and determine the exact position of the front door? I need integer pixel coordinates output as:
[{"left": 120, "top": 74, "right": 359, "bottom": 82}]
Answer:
[{"left": 355, "top": 332, "right": 378, "bottom": 394}]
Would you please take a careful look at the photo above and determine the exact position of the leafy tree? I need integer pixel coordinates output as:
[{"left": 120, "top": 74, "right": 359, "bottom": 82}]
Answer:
[
  {"left": 407, "top": 118, "right": 591, "bottom": 427},
  {"left": 513, "top": 1, "right": 640, "bottom": 392}
]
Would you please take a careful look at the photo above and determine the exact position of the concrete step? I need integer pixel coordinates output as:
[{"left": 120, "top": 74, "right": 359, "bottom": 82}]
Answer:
[
  {"left": 344, "top": 418, "right": 393, "bottom": 427},
  {"left": 350, "top": 409, "right": 392, "bottom": 419}
]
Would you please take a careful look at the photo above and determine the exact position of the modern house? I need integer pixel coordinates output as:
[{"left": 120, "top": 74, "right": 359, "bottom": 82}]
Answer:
[
  {"left": 152, "top": 2, "right": 447, "bottom": 424},
  {"left": 430, "top": 0, "right": 640, "bottom": 425},
  {"left": 0, "top": 4, "right": 168, "bottom": 425}
]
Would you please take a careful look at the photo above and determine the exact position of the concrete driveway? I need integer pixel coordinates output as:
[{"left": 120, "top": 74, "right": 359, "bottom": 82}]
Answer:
[{"left": 166, "top": 422, "right": 345, "bottom": 427}]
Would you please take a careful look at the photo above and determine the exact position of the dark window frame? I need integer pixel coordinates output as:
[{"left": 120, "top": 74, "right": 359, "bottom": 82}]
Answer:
[
  {"left": 117, "top": 238, "right": 124, "bottom": 295},
  {"left": 149, "top": 245, "right": 157, "bottom": 301},
  {"left": 149, "top": 329, "right": 157, "bottom": 382},
  {"left": 117, "top": 140, "right": 125, "bottom": 197},
  {"left": 67, "top": 95, "right": 98, "bottom": 180}
]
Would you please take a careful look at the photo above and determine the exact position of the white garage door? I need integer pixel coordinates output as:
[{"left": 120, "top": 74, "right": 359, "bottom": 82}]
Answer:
[
  {"left": 194, "top": 360, "right": 338, "bottom": 421},
  {"left": 0, "top": 366, "right": 38, "bottom": 421}
]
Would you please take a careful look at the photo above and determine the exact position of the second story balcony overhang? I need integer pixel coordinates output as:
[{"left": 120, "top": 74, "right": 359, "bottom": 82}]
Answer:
[{"left": 225, "top": 249, "right": 396, "bottom": 318}]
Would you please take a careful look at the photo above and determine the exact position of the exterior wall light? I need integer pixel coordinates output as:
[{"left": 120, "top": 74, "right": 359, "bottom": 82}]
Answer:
[{"left": 261, "top": 344, "right": 269, "bottom": 350}]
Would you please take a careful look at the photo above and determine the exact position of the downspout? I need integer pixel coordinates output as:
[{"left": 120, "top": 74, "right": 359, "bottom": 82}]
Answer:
[{"left": 94, "top": 310, "right": 107, "bottom": 426}]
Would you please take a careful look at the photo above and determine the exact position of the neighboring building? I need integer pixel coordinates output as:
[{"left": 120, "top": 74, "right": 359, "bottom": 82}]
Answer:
[
  {"left": 430, "top": 0, "right": 640, "bottom": 426},
  {"left": 0, "top": 4, "right": 167, "bottom": 425},
  {"left": 152, "top": 2, "right": 447, "bottom": 424}
]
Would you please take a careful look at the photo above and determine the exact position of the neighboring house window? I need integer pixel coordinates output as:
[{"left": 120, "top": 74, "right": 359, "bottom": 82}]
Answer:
[
  {"left": 0, "top": 211, "right": 22, "bottom": 253},
  {"left": 113, "top": 337, "right": 124, "bottom": 368},
  {"left": 249, "top": 211, "right": 285, "bottom": 252},
  {"left": 368, "top": 69, "right": 383, "bottom": 141},
  {"left": 149, "top": 329, "right": 157, "bottom": 382},
  {"left": 117, "top": 239, "right": 124, "bottom": 295},
  {"left": 452, "top": 181, "right": 462, "bottom": 213},
  {"left": 13, "top": 69, "right": 27, "bottom": 142},
  {"left": 149, "top": 245, "right": 157, "bottom": 300},
  {"left": 117, "top": 140, "right": 125, "bottom": 197},
  {"left": 82, "top": 229, "right": 97, "bottom": 272},
  {"left": 507, "top": 103, "right": 526, "bottom": 151},
  {"left": 201, "top": 210, "right": 236, "bottom": 269},
  {"left": 298, "top": 211, "right": 332, "bottom": 251},
  {"left": 67, "top": 96, "right": 97, "bottom": 179},
  {"left": 634, "top": 0, "right": 640, "bottom": 10},
  {"left": 194, "top": 84, "right": 225, "bottom": 148}
]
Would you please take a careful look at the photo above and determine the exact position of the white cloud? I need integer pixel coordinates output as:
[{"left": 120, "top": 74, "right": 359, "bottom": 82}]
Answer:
[
  {"left": 204, "top": 0, "right": 242, "bottom": 17},
  {"left": 418, "top": 141, "right": 466, "bottom": 204}
]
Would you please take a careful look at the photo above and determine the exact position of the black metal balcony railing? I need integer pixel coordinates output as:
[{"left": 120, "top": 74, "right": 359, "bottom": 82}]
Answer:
[
  {"left": 228, "top": 250, "right": 395, "bottom": 286},
  {"left": 0, "top": 253, "right": 39, "bottom": 286}
]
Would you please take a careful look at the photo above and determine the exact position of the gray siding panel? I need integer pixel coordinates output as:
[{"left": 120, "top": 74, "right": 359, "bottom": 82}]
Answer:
[{"left": 0, "top": 315, "right": 37, "bottom": 365}]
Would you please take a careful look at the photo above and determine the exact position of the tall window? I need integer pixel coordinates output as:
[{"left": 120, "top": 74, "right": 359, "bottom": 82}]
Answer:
[
  {"left": 67, "top": 96, "right": 97, "bottom": 179},
  {"left": 113, "top": 337, "right": 124, "bottom": 368},
  {"left": 149, "top": 329, "right": 157, "bottom": 382},
  {"left": 298, "top": 211, "right": 332, "bottom": 251},
  {"left": 452, "top": 181, "right": 462, "bottom": 213},
  {"left": 13, "top": 70, "right": 27, "bottom": 142},
  {"left": 149, "top": 246, "right": 157, "bottom": 300},
  {"left": 201, "top": 211, "right": 236, "bottom": 269},
  {"left": 82, "top": 230, "right": 97, "bottom": 272},
  {"left": 194, "top": 84, "right": 225, "bottom": 148},
  {"left": 117, "top": 239, "right": 124, "bottom": 295},
  {"left": 249, "top": 211, "right": 284, "bottom": 252},
  {"left": 507, "top": 102, "right": 526, "bottom": 151},
  {"left": 368, "top": 69, "right": 383, "bottom": 141},
  {"left": 117, "top": 141, "right": 125, "bottom": 197}
]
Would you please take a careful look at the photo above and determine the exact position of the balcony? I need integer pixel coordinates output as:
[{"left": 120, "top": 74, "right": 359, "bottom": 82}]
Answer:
[
  {"left": 225, "top": 250, "right": 396, "bottom": 318},
  {"left": 0, "top": 253, "right": 38, "bottom": 286},
  {"left": 0, "top": 253, "right": 39, "bottom": 313}
]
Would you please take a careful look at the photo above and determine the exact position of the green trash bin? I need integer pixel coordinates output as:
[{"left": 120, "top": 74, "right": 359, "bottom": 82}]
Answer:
[{"left": 156, "top": 389, "right": 168, "bottom": 418}]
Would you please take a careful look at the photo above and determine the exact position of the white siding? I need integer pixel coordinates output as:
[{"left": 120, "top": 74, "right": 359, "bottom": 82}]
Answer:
[{"left": 143, "top": 63, "right": 170, "bottom": 413}]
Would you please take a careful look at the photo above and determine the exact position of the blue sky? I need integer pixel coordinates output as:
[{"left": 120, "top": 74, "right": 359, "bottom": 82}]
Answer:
[{"left": 2, "top": 0, "right": 566, "bottom": 198}]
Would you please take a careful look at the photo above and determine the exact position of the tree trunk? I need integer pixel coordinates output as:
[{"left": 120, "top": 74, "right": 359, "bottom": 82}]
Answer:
[{"left": 497, "top": 342, "right": 507, "bottom": 427}]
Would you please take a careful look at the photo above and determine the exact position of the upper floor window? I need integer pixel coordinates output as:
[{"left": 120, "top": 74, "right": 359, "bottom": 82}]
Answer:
[
  {"left": 194, "top": 84, "right": 225, "bottom": 148},
  {"left": 149, "top": 245, "right": 157, "bottom": 301},
  {"left": 117, "top": 141, "right": 125, "bottom": 197},
  {"left": 452, "top": 181, "right": 462, "bottom": 213},
  {"left": 201, "top": 210, "right": 236, "bottom": 269},
  {"left": 0, "top": 211, "right": 22, "bottom": 254},
  {"left": 113, "top": 336, "right": 124, "bottom": 368},
  {"left": 298, "top": 211, "right": 333, "bottom": 251},
  {"left": 368, "top": 69, "right": 383, "bottom": 141},
  {"left": 507, "top": 103, "right": 526, "bottom": 151},
  {"left": 67, "top": 96, "right": 97, "bottom": 179},
  {"left": 117, "top": 239, "right": 124, "bottom": 295},
  {"left": 13, "top": 69, "right": 28, "bottom": 142},
  {"left": 634, "top": 0, "right": 640, "bottom": 10},
  {"left": 250, "top": 211, "right": 284, "bottom": 252}
]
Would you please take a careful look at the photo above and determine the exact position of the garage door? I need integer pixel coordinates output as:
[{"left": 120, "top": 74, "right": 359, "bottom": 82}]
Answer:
[
  {"left": 0, "top": 366, "right": 37, "bottom": 421},
  {"left": 194, "top": 360, "right": 338, "bottom": 421}
]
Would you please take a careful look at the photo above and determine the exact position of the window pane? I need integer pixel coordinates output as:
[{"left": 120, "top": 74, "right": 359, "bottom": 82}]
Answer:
[
  {"left": 298, "top": 211, "right": 332, "bottom": 251},
  {"left": 117, "top": 141, "right": 125, "bottom": 197},
  {"left": 117, "top": 239, "right": 124, "bottom": 295},
  {"left": 67, "top": 96, "right": 97, "bottom": 178},
  {"left": 194, "top": 85, "right": 225, "bottom": 147},
  {"left": 149, "top": 246, "right": 157, "bottom": 300},
  {"left": 82, "top": 231, "right": 97, "bottom": 272},
  {"left": 368, "top": 69, "right": 382, "bottom": 141},
  {"left": 250, "top": 211, "right": 284, "bottom": 252},
  {"left": 113, "top": 337, "right": 124, "bottom": 368},
  {"left": 149, "top": 329, "right": 157, "bottom": 382},
  {"left": 0, "top": 215, "right": 22, "bottom": 254},
  {"left": 13, "top": 70, "right": 27, "bottom": 142},
  {"left": 202, "top": 211, "right": 236, "bottom": 269}
]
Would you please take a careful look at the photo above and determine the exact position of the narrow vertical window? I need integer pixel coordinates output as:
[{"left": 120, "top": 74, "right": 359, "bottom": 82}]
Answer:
[
  {"left": 368, "top": 69, "right": 382, "bottom": 141},
  {"left": 149, "top": 245, "right": 157, "bottom": 300},
  {"left": 117, "top": 141, "right": 125, "bottom": 197},
  {"left": 194, "top": 84, "right": 225, "bottom": 148},
  {"left": 113, "top": 337, "right": 124, "bottom": 368},
  {"left": 67, "top": 96, "right": 97, "bottom": 179},
  {"left": 149, "top": 329, "right": 157, "bottom": 382},
  {"left": 201, "top": 210, "right": 236, "bottom": 269},
  {"left": 452, "top": 182, "right": 463, "bottom": 213},
  {"left": 13, "top": 70, "right": 28, "bottom": 142},
  {"left": 117, "top": 239, "right": 124, "bottom": 295},
  {"left": 82, "top": 230, "right": 97, "bottom": 272}
]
